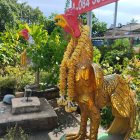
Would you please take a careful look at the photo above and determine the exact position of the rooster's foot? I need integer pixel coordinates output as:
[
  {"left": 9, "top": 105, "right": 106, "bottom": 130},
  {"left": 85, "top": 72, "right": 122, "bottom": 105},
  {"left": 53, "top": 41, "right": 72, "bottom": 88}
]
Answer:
[{"left": 66, "top": 133, "right": 89, "bottom": 140}]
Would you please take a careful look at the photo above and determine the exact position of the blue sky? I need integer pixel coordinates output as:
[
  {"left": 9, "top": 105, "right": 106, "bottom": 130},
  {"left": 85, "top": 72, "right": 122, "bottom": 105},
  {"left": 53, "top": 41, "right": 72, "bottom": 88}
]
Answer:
[{"left": 19, "top": 0, "right": 140, "bottom": 27}]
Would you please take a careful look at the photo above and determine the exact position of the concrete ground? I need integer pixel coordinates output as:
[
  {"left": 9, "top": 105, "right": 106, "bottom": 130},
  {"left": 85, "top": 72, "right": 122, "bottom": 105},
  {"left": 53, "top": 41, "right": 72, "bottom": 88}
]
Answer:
[
  {"left": 29, "top": 99, "right": 125, "bottom": 140},
  {"left": 29, "top": 99, "right": 81, "bottom": 140},
  {"left": 0, "top": 98, "right": 134, "bottom": 140}
]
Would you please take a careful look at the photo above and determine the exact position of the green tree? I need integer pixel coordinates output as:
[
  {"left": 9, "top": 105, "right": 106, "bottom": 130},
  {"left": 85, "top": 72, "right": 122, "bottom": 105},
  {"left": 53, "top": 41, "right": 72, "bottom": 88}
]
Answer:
[
  {"left": 79, "top": 12, "right": 107, "bottom": 37},
  {"left": 18, "top": 3, "right": 45, "bottom": 24},
  {"left": 130, "top": 18, "right": 138, "bottom": 23},
  {"left": 65, "top": 0, "right": 71, "bottom": 12},
  {"left": 99, "top": 39, "right": 134, "bottom": 74},
  {"left": 0, "top": 0, "right": 46, "bottom": 32},
  {"left": 0, "top": 0, "right": 19, "bottom": 31},
  {"left": 0, "top": 25, "right": 21, "bottom": 68},
  {"left": 44, "top": 13, "right": 57, "bottom": 35},
  {"left": 18, "top": 23, "right": 67, "bottom": 85}
]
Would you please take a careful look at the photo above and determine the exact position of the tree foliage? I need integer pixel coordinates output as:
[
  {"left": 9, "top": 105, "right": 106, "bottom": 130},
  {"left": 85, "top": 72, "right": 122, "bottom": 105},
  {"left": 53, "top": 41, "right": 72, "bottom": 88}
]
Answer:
[
  {"left": 99, "top": 39, "right": 134, "bottom": 70},
  {"left": 0, "top": 0, "right": 45, "bottom": 32},
  {"left": 18, "top": 23, "right": 66, "bottom": 71},
  {"left": 0, "top": 0, "right": 19, "bottom": 31},
  {"left": 43, "top": 13, "right": 57, "bottom": 35},
  {"left": 0, "top": 25, "right": 21, "bottom": 68},
  {"left": 79, "top": 12, "right": 107, "bottom": 37},
  {"left": 19, "top": 3, "right": 45, "bottom": 24}
]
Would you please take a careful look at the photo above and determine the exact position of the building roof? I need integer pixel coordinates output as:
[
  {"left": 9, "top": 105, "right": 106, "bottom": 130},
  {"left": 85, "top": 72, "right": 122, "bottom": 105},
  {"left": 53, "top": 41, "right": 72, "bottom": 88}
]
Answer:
[
  {"left": 105, "top": 23, "right": 140, "bottom": 36},
  {"left": 119, "top": 23, "right": 140, "bottom": 32}
]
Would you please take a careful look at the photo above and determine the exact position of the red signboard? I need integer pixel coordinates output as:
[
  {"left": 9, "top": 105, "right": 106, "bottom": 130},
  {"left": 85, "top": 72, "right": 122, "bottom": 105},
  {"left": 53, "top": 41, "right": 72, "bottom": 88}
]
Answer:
[{"left": 72, "top": 0, "right": 119, "bottom": 14}]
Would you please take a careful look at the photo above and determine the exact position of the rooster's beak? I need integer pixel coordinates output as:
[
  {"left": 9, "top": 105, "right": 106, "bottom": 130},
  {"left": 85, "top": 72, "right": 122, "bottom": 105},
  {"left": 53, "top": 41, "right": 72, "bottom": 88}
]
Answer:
[{"left": 54, "top": 14, "right": 67, "bottom": 28}]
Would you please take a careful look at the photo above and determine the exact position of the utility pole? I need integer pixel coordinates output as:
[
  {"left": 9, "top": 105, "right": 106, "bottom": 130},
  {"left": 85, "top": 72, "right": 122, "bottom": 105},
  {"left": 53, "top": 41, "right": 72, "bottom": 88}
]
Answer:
[
  {"left": 87, "top": 11, "right": 92, "bottom": 38},
  {"left": 113, "top": 1, "right": 118, "bottom": 37}
]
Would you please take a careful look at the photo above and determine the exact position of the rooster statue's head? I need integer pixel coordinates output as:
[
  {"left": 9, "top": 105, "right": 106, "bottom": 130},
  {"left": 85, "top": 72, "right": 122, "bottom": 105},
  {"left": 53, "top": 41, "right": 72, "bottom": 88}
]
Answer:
[
  {"left": 19, "top": 29, "right": 29, "bottom": 41},
  {"left": 54, "top": 8, "right": 81, "bottom": 38}
]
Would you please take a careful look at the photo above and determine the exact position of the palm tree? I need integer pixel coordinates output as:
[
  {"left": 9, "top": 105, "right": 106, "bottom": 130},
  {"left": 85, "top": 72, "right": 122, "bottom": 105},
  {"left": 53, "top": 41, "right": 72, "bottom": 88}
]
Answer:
[{"left": 130, "top": 18, "right": 138, "bottom": 24}]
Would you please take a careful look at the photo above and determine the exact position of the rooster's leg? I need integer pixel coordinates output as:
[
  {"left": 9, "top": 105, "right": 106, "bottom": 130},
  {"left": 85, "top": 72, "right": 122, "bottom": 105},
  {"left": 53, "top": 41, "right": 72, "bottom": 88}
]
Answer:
[
  {"left": 66, "top": 104, "right": 88, "bottom": 140},
  {"left": 89, "top": 106, "right": 100, "bottom": 140},
  {"left": 77, "top": 105, "right": 88, "bottom": 140}
]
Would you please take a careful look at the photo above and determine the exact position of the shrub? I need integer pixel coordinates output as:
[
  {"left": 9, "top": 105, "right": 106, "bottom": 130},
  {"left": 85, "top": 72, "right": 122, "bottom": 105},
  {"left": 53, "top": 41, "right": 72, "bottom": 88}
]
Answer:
[
  {"left": 98, "top": 39, "right": 134, "bottom": 73},
  {"left": 4, "top": 125, "right": 29, "bottom": 140},
  {"left": 122, "top": 58, "right": 140, "bottom": 139},
  {"left": 93, "top": 46, "right": 101, "bottom": 64},
  {"left": 2, "top": 66, "right": 35, "bottom": 91},
  {"left": 101, "top": 107, "right": 114, "bottom": 128},
  {"left": 0, "top": 76, "right": 16, "bottom": 89},
  {"left": 97, "top": 40, "right": 139, "bottom": 134}
]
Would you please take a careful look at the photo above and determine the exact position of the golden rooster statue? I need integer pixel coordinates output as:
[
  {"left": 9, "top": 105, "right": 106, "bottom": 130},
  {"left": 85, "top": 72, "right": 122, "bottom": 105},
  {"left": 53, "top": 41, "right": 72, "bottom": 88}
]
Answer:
[{"left": 54, "top": 8, "right": 136, "bottom": 140}]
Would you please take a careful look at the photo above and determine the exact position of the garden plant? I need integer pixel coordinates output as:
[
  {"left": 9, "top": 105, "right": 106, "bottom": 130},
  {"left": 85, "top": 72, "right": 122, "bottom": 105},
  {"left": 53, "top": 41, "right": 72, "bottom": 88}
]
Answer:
[{"left": 0, "top": 0, "right": 139, "bottom": 139}]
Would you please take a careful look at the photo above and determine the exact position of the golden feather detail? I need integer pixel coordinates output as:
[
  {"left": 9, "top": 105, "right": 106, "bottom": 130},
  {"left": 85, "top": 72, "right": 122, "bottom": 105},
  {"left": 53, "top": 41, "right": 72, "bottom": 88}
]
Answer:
[{"left": 59, "top": 25, "right": 93, "bottom": 102}]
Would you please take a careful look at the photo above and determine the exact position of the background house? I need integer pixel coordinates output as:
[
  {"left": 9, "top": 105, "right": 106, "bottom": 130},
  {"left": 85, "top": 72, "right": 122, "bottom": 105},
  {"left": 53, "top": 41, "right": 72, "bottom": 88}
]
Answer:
[
  {"left": 105, "top": 23, "right": 140, "bottom": 36},
  {"left": 93, "top": 23, "right": 140, "bottom": 53}
]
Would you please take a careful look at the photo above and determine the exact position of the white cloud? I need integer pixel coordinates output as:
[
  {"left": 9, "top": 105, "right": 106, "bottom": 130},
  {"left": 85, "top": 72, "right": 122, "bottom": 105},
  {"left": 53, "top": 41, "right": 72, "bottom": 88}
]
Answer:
[{"left": 92, "top": 0, "right": 140, "bottom": 27}]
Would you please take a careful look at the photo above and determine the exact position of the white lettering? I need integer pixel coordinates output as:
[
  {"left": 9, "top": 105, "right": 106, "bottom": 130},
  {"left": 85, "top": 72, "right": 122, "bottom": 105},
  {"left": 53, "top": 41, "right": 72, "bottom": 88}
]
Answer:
[
  {"left": 92, "top": 0, "right": 103, "bottom": 5},
  {"left": 78, "top": 0, "right": 81, "bottom": 10},
  {"left": 77, "top": 0, "right": 91, "bottom": 10},
  {"left": 92, "top": 0, "right": 96, "bottom": 5},
  {"left": 72, "top": 3, "right": 75, "bottom": 9},
  {"left": 72, "top": 0, "right": 115, "bottom": 12},
  {"left": 82, "top": 0, "right": 86, "bottom": 9},
  {"left": 85, "top": 0, "right": 90, "bottom": 7}
]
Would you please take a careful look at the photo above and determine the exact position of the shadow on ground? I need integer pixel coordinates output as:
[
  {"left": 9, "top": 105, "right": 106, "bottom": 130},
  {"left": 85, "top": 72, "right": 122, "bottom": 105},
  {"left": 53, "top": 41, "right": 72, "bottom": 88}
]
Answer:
[{"left": 29, "top": 99, "right": 80, "bottom": 140}]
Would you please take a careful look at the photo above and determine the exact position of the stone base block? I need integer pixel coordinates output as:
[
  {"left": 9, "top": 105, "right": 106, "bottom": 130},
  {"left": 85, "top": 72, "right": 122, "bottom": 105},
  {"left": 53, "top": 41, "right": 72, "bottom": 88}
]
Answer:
[
  {"left": 0, "top": 98, "right": 58, "bottom": 134},
  {"left": 12, "top": 97, "right": 40, "bottom": 114},
  {"left": 15, "top": 92, "right": 24, "bottom": 98}
]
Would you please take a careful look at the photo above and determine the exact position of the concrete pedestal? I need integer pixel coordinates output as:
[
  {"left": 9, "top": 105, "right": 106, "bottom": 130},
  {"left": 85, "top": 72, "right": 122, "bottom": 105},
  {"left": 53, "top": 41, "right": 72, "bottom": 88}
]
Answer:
[
  {"left": 12, "top": 97, "right": 40, "bottom": 114},
  {"left": 0, "top": 98, "right": 57, "bottom": 134}
]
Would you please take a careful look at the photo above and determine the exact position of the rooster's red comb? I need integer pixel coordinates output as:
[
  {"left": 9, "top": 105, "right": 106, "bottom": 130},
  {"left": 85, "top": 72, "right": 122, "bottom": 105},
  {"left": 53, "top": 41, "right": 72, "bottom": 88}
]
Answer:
[{"left": 19, "top": 29, "right": 29, "bottom": 41}]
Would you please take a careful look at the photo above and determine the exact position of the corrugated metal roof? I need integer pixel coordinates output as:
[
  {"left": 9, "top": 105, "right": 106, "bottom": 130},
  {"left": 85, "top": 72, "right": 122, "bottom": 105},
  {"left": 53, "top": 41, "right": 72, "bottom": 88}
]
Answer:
[
  {"left": 105, "top": 23, "right": 140, "bottom": 37},
  {"left": 119, "top": 23, "right": 140, "bottom": 31}
]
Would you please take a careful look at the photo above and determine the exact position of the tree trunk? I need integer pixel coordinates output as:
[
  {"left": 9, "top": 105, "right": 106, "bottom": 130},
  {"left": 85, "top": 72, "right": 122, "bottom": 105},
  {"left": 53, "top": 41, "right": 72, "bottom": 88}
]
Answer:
[{"left": 35, "top": 69, "right": 40, "bottom": 87}]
